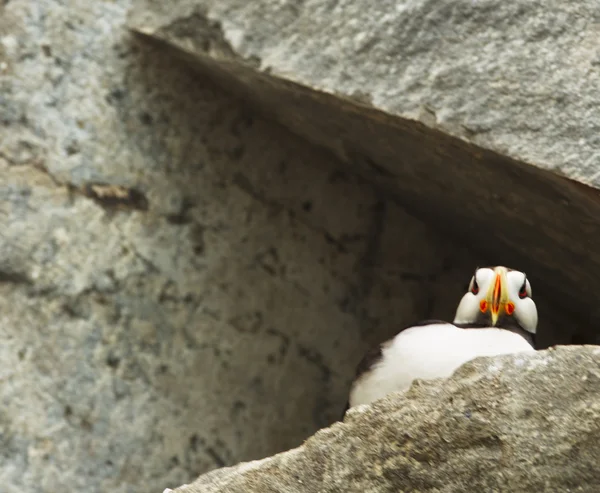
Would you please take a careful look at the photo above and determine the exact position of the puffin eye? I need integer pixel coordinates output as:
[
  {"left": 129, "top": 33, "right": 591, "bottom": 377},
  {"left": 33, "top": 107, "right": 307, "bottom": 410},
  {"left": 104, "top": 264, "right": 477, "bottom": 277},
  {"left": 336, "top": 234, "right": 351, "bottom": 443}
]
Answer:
[
  {"left": 471, "top": 276, "right": 479, "bottom": 295},
  {"left": 518, "top": 276, "right": 528, "bottom": 299}
]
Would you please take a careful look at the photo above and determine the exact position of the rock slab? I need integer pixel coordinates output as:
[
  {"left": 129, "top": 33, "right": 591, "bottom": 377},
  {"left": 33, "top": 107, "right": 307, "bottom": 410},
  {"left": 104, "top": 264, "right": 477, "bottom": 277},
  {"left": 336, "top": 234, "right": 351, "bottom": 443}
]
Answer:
[
  {"left": 130, "top": 0, "right": 600, "bottom": 186},
  {"left": 172, "top": 345, "right": 600, "bottom": 493}
]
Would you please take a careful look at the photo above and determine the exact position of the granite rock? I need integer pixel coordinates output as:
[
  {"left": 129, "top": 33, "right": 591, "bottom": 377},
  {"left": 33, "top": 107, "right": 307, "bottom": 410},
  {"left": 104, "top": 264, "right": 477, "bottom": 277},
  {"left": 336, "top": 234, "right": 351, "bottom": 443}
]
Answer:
[
  {"left": 128, "top": 0, "right": 600, "bottom": 342},
  {"left": 169, "top": 345, "right": 600, "bottom": 493},
  {"left": 1, "top": 1, "right": 577, "bottom": 493}
]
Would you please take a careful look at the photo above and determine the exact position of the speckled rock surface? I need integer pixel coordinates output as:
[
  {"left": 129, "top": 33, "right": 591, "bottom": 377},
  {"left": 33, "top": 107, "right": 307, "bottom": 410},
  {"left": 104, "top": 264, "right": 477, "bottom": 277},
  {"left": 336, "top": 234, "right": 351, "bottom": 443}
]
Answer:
[
  {"left": 171, "top": 345, "right": 600, "bottom": 493},
  {"left": 0, "top": 1, "right": 576, "bottom": 493},
  {"left": 128, "top": 0, "right": 600, "bottom": 342}
]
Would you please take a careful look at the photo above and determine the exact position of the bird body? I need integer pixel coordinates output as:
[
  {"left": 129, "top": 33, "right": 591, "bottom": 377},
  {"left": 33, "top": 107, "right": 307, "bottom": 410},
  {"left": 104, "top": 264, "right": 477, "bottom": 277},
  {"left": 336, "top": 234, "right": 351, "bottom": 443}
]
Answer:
[
  {"left": 346, "top": 266, "right": 538, "bottom": 411},
  {"left": 348, "top": 321, "right": 533, "bottom": 407}
]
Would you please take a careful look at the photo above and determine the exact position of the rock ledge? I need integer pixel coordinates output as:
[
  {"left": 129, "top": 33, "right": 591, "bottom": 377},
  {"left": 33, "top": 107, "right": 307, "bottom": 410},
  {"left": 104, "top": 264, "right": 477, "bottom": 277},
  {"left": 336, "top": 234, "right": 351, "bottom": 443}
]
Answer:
[{"left": 169, "top": 346, "right": 600, "bottom": 492}]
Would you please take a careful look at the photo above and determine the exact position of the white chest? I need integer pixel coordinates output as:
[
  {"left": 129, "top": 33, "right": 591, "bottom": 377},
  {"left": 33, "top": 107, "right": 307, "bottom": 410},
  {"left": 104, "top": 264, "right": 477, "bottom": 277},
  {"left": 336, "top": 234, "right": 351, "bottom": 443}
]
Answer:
[{"left": 348, "top": 324, "right": 534, "bottom": 408}]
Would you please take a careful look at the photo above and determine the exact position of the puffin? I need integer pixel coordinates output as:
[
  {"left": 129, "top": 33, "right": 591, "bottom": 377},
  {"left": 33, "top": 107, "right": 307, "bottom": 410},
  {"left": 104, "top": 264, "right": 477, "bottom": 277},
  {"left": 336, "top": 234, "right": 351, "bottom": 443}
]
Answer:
[{"left": 345, "top": 266, "right": 537, "bottom": 412}]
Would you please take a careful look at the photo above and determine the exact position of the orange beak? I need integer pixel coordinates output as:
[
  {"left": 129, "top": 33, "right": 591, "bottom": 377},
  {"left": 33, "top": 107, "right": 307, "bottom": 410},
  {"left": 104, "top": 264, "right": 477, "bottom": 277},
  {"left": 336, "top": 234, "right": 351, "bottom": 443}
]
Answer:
[{"left": 484, "top": 266, "right": 514, "bottom": 325}]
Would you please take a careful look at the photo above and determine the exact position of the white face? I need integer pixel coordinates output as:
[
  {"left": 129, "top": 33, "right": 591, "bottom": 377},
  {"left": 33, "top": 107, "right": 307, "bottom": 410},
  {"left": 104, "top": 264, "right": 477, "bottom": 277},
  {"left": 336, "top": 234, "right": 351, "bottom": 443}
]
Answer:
[{"left": 453, "top": 266, "right": 538, "bottom": 334}]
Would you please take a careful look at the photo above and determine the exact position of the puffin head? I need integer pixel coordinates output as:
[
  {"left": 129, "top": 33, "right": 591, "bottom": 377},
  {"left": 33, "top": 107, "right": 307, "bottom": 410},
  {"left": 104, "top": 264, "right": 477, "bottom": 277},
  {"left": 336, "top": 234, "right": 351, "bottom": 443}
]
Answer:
[{"left": 453, "top": 266, "right": 537, "bottom": 335}]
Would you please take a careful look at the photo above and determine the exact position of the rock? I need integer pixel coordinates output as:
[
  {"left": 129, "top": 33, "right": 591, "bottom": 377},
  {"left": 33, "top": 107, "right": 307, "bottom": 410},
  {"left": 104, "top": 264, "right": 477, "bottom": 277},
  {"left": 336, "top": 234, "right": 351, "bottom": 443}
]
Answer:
[
  {"left": 2, "top": 2, "right": 580, "bottom": 493},
  {"left": 0, "top": 1, "right": 589, "bottom": 492},
  {"left": 168, "top": 345, "right": 600, "bottom": 493},
  {"left": 128, "top": 0, "right": 600, "bottom": 342}
]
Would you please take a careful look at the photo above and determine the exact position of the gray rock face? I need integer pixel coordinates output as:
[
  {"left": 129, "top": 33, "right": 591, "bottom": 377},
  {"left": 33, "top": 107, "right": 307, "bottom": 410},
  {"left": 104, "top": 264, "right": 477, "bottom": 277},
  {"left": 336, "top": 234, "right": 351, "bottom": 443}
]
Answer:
[
  {"left": 128, "top": 0, "right": 600, "bottom": 342},
  {"left": 2, "top": 1, "right": 578, "bottom": 493},
  {"left": 171, "top": 346, "right": 600, "bottom": 493}
]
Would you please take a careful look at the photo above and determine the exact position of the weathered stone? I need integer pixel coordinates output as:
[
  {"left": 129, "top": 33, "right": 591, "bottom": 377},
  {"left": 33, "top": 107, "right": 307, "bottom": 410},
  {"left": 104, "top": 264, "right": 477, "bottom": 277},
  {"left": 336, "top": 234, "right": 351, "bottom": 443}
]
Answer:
[
  {"left": 169, "top": 345, "right": 600, "bottom": 493},
  {"left": 0, "top": 0, "right": 591, "bottom": 491},
  {"left": 1, "top": 1, "right": 578, "bottom": 493},
  {"left": 128, "top": 0, "right": 600, "bottom": 342}
]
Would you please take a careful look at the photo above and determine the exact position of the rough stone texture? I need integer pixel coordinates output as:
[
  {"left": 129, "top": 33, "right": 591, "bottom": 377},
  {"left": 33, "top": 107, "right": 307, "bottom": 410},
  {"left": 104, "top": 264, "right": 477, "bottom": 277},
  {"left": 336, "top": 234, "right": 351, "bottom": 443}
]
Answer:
[
  {"left": 170, "top": 345, "right": 600, "bottom": 493},
  {"left": 128, "top": 0, "right": 600, "bottom": 342},
  {"left": 0, "top": 1, "right": 577, "bottom": 493}
]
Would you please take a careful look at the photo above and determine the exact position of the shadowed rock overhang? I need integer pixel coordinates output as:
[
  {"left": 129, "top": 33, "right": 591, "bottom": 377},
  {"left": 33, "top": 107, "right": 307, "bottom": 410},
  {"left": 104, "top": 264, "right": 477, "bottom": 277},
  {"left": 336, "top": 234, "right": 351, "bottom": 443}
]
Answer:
[{"left": 128, "top": 0, "right": 600, "bottom": 344}]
